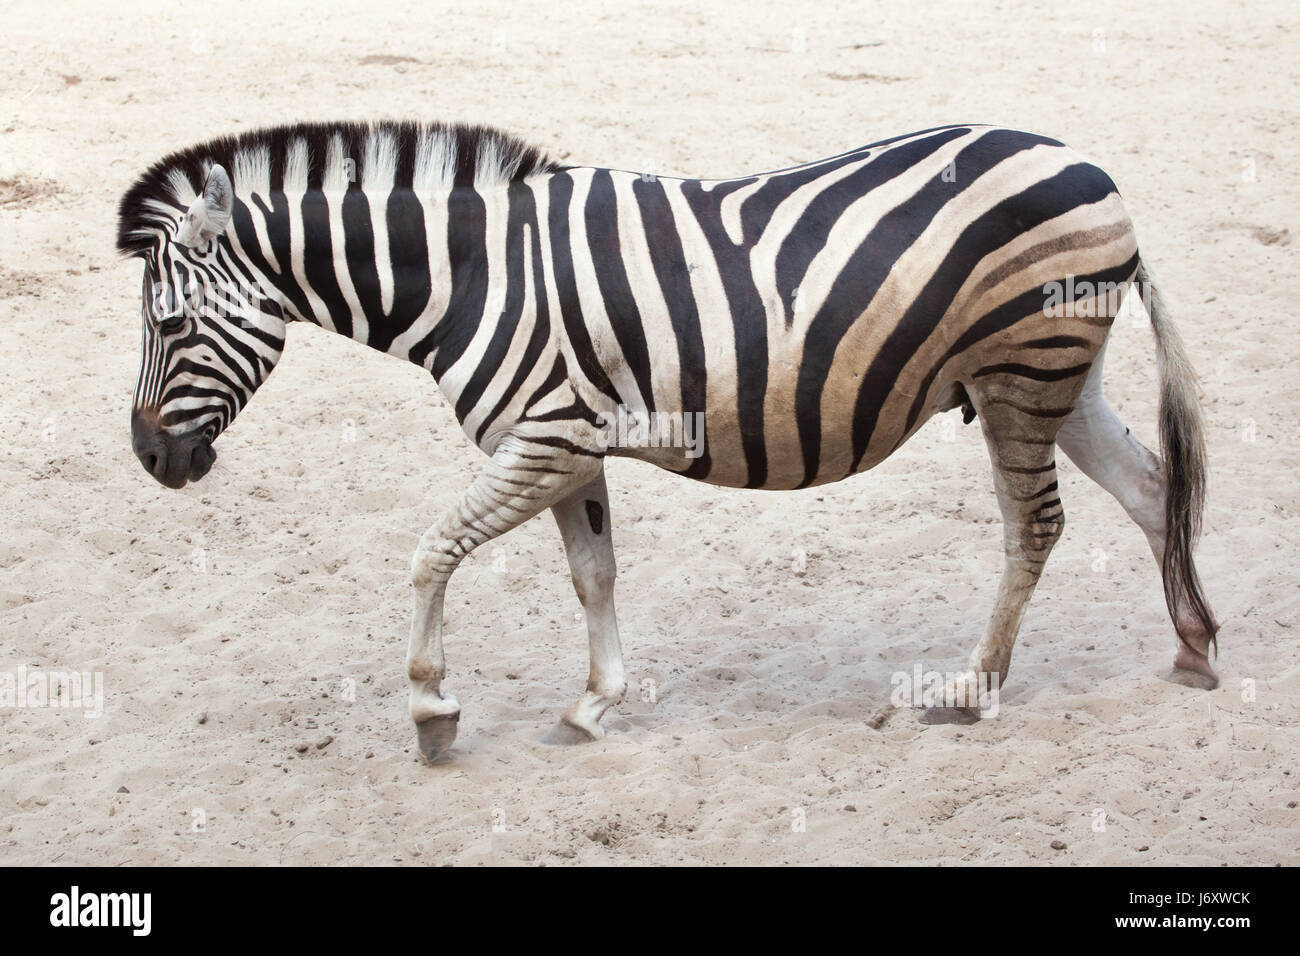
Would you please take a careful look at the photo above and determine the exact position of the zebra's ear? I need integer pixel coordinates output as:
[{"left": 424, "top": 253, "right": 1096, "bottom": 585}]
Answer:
[{"left": 176, "top": 164, "right": 233, "bottom": 247}]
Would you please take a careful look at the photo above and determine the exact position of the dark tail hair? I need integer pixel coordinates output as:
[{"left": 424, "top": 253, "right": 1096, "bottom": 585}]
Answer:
[{"left": 1137, "top": 261, "right": 1218, "bottom": 654}]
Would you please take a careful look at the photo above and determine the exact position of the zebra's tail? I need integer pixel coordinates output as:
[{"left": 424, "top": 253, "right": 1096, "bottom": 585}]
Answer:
[{"left": 1137, "top": 260, "right": 1218, "bottom": 655}]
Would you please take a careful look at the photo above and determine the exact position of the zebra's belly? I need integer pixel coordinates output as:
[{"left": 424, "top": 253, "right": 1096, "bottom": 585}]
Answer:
[{"left": 608, "top": 369, "right": 958, "bottom": 491}]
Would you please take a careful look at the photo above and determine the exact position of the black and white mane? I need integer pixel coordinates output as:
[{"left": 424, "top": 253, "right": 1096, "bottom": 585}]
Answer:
[{"left": 116, "top": 121, "right": 566, "bottom": 258}]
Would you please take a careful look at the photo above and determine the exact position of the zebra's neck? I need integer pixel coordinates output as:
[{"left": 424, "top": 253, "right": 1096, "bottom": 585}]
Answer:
[{"left": 236, "top": 178, "right": 531, "bottom": 389}]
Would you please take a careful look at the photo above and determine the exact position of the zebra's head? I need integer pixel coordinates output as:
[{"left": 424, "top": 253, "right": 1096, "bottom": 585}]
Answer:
[{"left": 124, "top": 164, "right": 287, "bottom": 489}]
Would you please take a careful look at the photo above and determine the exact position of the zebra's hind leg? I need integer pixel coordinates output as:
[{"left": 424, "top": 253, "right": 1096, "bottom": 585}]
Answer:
[
  {"left": 541, "top": 469, "right": 627, "bottom": 745},
  {"left": 407, "top": 436, "right": 601, "bottom": 762},
  {"left": 922, "top": 390, "right": 1068, "bottom": 724},
  {"left": 1055, "top": 349, "right": 1220, "bottom": 688}
]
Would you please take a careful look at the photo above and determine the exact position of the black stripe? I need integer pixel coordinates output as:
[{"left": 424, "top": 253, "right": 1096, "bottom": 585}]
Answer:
[
  {"left": 193, "top": 326, "right": 259, "bottom": 392},
  {"left": 215, "top": 245, "right": 274, "bottom": 322},
  {"left": 741, "top": 125, "right": 973, "bottom": 179},
  {"left": 412, "top": 186, "right": 488, "bottom": 378},
  {"left": 776, "top": 128, "right": 969, "bottom": 326},
  {"left": 455, "top": 182, "right": 532, "bottom": 426},
  {"left": 681, "top": 176, "right": 769, "bottom": 488},
  {"left": 1020, "top": 335, "right": 1093, "bottom": 350},
  {"left": 268, "top": 142, "right": 286, "bottom": 193},
  {"left": 340, "top": 189, "right": 383, "bottom": 338},
  {"left": 522, "top": 434, "right": 602, "bottom": 457},
  {"left": 972, "top": 362, "right": 1093, "bottom": 382},
  {"left": 632, "top": 175, "right": 712, "bottom": 480},
  {"left": 982, "top": 398, "right": 1076, "bottom": 418},
  {"left": 1011, "top": 480, "right": 1059, "bottom": 502},
  {"left": 586, "top": 169, "right": 657, "bottom": 414},
  {"left": 1001, "top": 461, "right": 1057, "bottom": 475},
  {"left": 523, "top": 353, "right": 569, "bottom": 413},
  {"left": 242, "top": 194, "right": 316, "bottom": 323},
  {"left": 739, "top": 147, "right": 880, "bottom": 248},
  {"left": 160, "top": 403, "right": 231, "bottom": 429},
  {"left": 474, "top": 183, "right": 551, "bottom": 442},
  {"left": 164, "top": 358, "right": 243, "bottom": 403},
  {"left": 393, "top": 138, "right": 416, "bottom": 190},
  {"left": 453, "top": 141, "right": 477, "bottom": 189},
  {"left": 518, "top": 353, "right": 603, "bottom": 428},
  {"left": 372, "top": 189, "right": 432, "bottom": 352},
  {"left": 300, "top": 190, "right": 352, "bottom": 337},
  {"left": 302, "top": 126, "right": 332, "bottom": 192},
  {"left": 547, "top": 173, "right": 620, "bottom": 402}
]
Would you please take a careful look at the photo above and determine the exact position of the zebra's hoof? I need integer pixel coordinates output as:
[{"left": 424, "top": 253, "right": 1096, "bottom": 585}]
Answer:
[
  {"left": 415, "top": 711, "right": 460, "bottom": 763},
  {"left": 541, "top": 718, "right": 602, "bottom": 746},
  {"left": 1164, "top": 666, "right": 1219, "bottom": 691},
  {"left": 919, "top": 706, "right": 981, "bottom": 725}
]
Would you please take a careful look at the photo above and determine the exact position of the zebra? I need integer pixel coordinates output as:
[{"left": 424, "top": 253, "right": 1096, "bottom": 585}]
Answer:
[{"left": 118, "top": 121, "right": 1219, "bottom": 761}]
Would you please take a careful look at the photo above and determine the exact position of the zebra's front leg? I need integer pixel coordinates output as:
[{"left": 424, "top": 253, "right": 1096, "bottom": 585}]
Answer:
[
  {"left": 542, "top": 469, "right": 627, "bottom": 745},
  {"left": 408, "top": 439, "right": 600, "bottom": 762}
]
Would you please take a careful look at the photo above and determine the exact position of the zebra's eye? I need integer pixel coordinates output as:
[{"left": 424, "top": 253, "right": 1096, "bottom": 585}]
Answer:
[{"left": 159, "top": 312, "right": 188, "bottom": 335}]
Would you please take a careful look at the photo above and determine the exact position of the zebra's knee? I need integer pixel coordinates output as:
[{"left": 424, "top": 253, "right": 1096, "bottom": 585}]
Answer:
[
  {"left": 1026, "top": 509, "right": 1065, "bottom": 552},
  {"left": 411, "top": 547, "right": 436, "bottom": 591},
  {"left": 411, "top": 538, "right": 457, "bottom": 591}
]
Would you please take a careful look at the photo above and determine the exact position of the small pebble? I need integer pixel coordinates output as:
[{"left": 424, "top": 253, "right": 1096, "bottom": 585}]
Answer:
[
  {"left": 844, "top": 805, "right": 857, "bottom": 812},
  {"left": 1050, "top": 839, "right": 1067, "bottom": 851},
  {"left": 316, "top": 735, "right": 334, "bottom": 750}
]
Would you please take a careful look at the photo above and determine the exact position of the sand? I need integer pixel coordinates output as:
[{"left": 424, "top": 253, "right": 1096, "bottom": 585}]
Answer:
[{"left": 1, "top": 0, "right": 1297, "bottom": 865}]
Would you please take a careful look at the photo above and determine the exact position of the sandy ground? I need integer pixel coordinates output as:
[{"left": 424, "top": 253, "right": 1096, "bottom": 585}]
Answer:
[{"left": 1, "top": 0, "right": 1297, "bottom": 866}]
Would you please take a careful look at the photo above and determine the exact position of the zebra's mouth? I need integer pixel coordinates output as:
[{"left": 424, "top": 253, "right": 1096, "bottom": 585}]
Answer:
[
  {"left": 131, "top": 411, "right": 217, "bottom": 489},
  {"left": 186, "top": 440, "right": 217, "bottom": 484},
  {"left": 143, "top": 439, "right": 215, "bottom": 489}
]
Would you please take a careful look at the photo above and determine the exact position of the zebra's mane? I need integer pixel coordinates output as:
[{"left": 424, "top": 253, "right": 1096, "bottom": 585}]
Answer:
[{"left": 116, "top": 121, "right": 566, "bottom": 257}]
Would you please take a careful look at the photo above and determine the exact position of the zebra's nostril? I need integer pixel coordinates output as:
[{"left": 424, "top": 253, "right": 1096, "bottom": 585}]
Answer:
[{"left": 141, "top": 453, "right": 159, "bottom": 475}]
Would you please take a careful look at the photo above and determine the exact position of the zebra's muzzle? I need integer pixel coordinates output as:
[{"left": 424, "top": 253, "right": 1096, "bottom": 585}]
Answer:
[{"left": 131, "top": 411, "right": 217, "bottom": 489}]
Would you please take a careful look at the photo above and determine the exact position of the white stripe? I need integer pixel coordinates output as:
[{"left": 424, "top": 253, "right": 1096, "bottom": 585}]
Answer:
[
  {"left": 718, "top": 177, "right": 768, "bottom": 246},
  {"left": 362, "top": 128, "right": 397, "bottom": 316},
  {"left": 413, "top": 128, "right": 458, "bottom": 191},
  {"left": 283, "top": 137, "right": 309, "bottom": 193}
]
